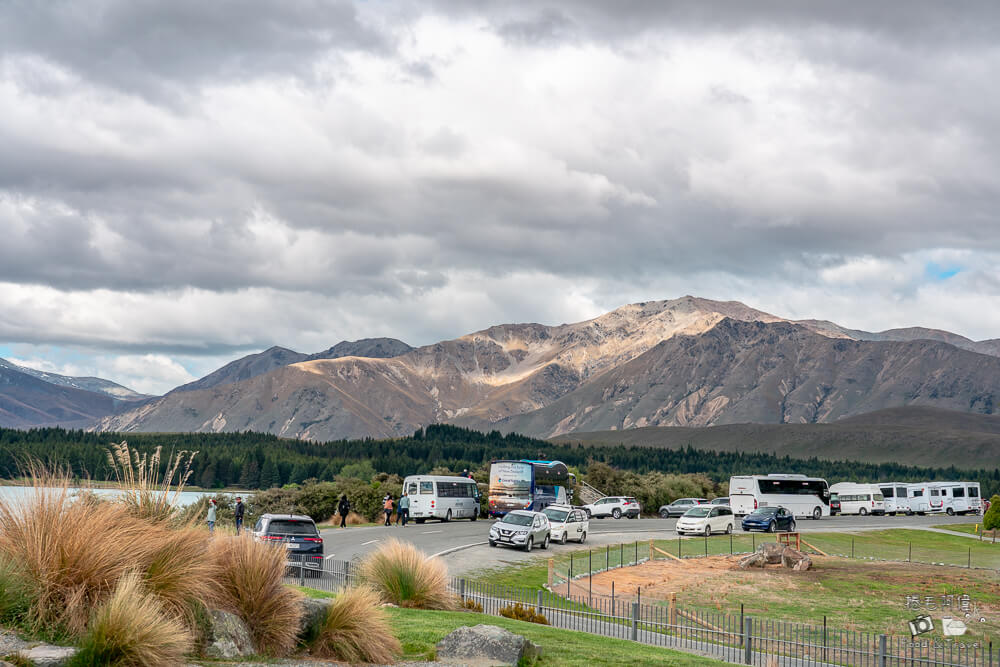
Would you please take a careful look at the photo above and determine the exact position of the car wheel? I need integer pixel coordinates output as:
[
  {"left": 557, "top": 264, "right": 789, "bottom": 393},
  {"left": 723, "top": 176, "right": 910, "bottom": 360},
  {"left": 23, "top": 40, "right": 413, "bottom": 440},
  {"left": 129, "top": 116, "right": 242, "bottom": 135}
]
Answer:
[
  {"left": 524, "top": 536, "right": 533, "bottom": 552},
  {"left": 946, "top": 507, "right": 955, "bottom": 516},
  {"left": 579, "top": 531, "right": 586, "bottom": 544},
  {"left": 859, "top": 507, "right": 867, "bottom": 516},
  {"left": 725, "top": 524, "right": 733, "bottom": 534},
  {"left": 612, "top": 508, "right": 622, "bottom": 519},
  {"left": 542, "top": 534, "right": 550, "bottom": 550},
  {"left": 471, "top": 511, "right": 477, "bottom": 521},
  {"left": 489, "top": 540, "right": 497, "bottom": 548},
  {"left": 660, "top": 510, "right": 670, "bottom": 519},
  {"left": 585, "top": 509, "right": 592, "bottom": 519},
  {"left": 444, "top": 509, "right": 452, "bottom": 522},
  {"left": 416, "top": 518, "right": 426, "bottom": 524},
  {"left": 560, "top": 533, "right": 568, "bottom": 545},
  {"left": 703, "top": 525, "right": 712, "bottom": 537},
  {"left": 812, "top": 507, "right": 822, "bottom": 520},
  {"left": 789, "top": 520, "right": 796, "bottom": 532},
  {"left": 768, "top": 521, "right": 776, "bottom": 533}
]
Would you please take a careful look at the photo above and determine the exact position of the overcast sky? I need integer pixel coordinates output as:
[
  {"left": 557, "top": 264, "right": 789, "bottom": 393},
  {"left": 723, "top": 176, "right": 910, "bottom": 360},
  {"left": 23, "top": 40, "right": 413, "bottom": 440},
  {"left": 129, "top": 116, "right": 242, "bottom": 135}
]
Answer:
[{"left": 2, "top": 1, "right": 1000, "bottom": 395}]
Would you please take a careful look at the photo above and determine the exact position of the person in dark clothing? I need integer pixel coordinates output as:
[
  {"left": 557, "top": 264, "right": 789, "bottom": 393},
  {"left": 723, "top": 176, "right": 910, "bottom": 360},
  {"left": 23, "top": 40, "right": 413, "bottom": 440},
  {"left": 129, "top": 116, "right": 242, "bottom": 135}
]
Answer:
[
  {"left": 338, "top": 494, "right": 350, "bottom": 528},
  {"left": 234, "top": 497, "right": 245, "bottom": 535}
]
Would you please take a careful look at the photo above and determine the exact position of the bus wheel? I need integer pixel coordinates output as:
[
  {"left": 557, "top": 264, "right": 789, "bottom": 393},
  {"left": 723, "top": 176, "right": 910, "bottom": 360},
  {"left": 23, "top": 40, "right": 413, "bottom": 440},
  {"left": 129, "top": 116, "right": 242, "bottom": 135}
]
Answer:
[
  {"left": 812, "top": 507, "right": 821, "bottom": 520},
  {"left": 444, "top": 509, "right": 452, "bottom": 522},
  {"left": 946, "top": 507, "right": 954, "bottom": 516},
  {"left": 859, "top": 508, "right": 867, "bottom": 516}
]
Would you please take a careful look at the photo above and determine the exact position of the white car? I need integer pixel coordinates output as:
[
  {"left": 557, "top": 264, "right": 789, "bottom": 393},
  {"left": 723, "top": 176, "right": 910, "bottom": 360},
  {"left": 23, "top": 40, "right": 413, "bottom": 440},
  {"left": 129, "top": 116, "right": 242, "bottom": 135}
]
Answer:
[
  {"left": 542, "top": 505, "right": 589, "bottom": 544},
  {"left": 583, "top": 496, "right": 641, "bottom": 519},
  {"left": 675, "top": 505, "right": 736, "bottom": 536}
]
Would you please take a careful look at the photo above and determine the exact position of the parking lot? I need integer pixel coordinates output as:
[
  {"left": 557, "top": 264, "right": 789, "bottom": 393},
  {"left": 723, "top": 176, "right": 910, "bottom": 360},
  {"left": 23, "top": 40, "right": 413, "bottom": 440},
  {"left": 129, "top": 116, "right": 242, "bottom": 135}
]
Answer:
[{"left": 318, "top": 512, "right": 982, "bottom": 575}]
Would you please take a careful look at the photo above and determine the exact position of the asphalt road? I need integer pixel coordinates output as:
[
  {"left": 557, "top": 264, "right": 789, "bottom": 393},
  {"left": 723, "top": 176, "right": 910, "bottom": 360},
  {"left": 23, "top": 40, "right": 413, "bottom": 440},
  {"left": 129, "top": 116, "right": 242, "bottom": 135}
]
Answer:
[{"left": 319, "top": 512, "right": 981, "bottom": 575}]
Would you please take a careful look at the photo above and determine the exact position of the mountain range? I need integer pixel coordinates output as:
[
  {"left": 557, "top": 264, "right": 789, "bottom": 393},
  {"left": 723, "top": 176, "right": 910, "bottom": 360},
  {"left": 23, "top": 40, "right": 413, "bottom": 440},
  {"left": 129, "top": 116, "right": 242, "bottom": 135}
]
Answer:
[{"left": 81, "top": 296, "right": 999, "bottom": 442}]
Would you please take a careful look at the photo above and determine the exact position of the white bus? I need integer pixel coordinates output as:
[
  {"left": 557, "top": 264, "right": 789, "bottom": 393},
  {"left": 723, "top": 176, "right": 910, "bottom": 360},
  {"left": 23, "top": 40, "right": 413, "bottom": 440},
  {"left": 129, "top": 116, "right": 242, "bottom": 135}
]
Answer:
[
  {"left": 877, "top": 483, "right": 912, "bottom": 515},
  {"left": 402, "top": 475, "right": 480, "bottom": 523},
  {"left": 829, "top": 483, "right": 885, "bottom": 515},
  {"left": 729, "top": 474, "right": 831, "bottom": 520}
]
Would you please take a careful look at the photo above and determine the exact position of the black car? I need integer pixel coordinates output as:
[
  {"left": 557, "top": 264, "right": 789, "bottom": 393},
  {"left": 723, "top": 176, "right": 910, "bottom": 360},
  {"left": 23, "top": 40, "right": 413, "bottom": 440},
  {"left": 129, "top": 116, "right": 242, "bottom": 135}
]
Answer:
[
  {"left": 741, "top": 506, "right": 796, "bottom": 533},
  {"left": 253, "top": 513, "right": 324, "bottom": 577},
  {"left": 830, "top": 493, "right": 841, "bottom": 516}
]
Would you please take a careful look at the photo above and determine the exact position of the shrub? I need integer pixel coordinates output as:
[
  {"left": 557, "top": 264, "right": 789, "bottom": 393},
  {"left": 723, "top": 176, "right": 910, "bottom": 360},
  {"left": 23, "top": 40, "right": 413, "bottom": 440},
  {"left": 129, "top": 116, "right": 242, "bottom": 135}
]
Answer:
[
  {"left": 207, "top": 536, "right": 303, "bottom": 656},
  {"left": 70, "top": 572, "right": 191, "bottom": 667},
  {"left": 360, "top": 539, "right": 456, "bottom": 610},
  {"left": 499, "top": 602, "right": 549, "bottom": 625},
  {"left": 139, "top": 527, "right": 215, "bottom": 629},
  {"left": 984, "top": 495, "right": 1000, "bottom": 531},
  {"left": 461, "top": 598, "right": 484, "bottom": 612},
  {"left": 308, "top": 586, "right": 401, "bottom": 664},
  {"left": 0, "top": 556, "right": 33, "bottom": 623}
]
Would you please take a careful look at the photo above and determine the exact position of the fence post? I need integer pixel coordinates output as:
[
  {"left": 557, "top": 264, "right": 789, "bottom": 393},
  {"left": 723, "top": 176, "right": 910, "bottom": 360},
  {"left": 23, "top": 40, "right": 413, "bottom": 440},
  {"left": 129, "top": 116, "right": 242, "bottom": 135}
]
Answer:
[
  {"left": 678, "top": 536, "right": 682, "bottom": 558},
  {"left": 823, "top": 615, "right": 828, "bottom": 664},
  {"left": 968, "top": 547, "right": 972, "bottom": 568},
  {"left": 635, "top": 541, "right": 638, "bottom": 564},
  {"left": 878, "top": 634, "right": 887, "bottom": 667},
  {"left": 548, "top": 559, "right": 554, "bottom": 588},
  {"left": 752, "top": 533, "right": 755, "bottom": 551},
  {"left": 536, "top": 589, "right": 543, "bottom": 617},
  {"left": 611, "top": 580, "right": 615, "bottom": 617},
  {"left": 730, "top": 532, "right": 733, "bottom": 554},
  {"left": 908, "top": 542, "right": 912, "bottom": 562},
  {"left": 460, "top": 578, "right": 466, "bottom": 604},
  {"left": 851, "top": 537, "right": 855, "bottom": 559},
  {"left": 744, "top": 616, "right": 752, "bottom": 664},
  {"left": 668, "top": 591, "right": 677, "bottom": 626},
  {"left": 705, "top": 534, "right": 708, "bottom": 556},
  {"left": 631, "top": 601, "right": 639, "bottom": 641},
  {"left": 298, "top": 559, "right": 305, "bottom": 586},
  {"left": 649, "top": 539, "right": 654, "bottom": 562}
]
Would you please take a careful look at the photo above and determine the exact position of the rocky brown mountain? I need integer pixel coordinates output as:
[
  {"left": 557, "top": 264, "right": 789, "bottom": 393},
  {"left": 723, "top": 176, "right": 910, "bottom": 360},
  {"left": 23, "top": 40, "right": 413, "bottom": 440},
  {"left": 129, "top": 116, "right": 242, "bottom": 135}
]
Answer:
[{"left": 93, "top": 297, "right": 1000, "bottom": 441}]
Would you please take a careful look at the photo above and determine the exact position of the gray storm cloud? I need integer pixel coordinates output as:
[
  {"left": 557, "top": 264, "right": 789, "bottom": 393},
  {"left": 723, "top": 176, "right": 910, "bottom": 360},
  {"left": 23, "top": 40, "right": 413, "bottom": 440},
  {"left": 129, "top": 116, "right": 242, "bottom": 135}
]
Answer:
[{"left": 1, "top": 0, "right": 999, "bottom": 388}]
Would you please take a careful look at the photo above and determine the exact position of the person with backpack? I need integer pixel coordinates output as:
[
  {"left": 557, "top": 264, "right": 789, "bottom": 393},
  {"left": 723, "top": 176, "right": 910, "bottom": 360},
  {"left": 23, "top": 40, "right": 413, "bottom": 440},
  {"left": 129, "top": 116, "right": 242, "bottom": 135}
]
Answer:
[
  {"left": 383, "top": 494, "right": 394, "bottom": 526},
  {"left": 338, "top": 494, "right": 350, "bottom": 528},
  {"left": 397, "top": 492, "right": 410, "bottom": 527},
  {"left": 234, "top": 497, "right": 245, "bottom": 535}
]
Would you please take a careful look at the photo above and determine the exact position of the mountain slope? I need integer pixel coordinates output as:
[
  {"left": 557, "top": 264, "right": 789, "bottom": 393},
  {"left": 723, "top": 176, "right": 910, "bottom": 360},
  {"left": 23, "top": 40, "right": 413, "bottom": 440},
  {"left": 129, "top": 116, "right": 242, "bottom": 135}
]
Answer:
[
  {"left": 484, "top": 318, "right": 1000, "bottom": 438},
  {"left": 0, "top": 358, "right": 149, "bottom": 401},
  {"left": 94, "top": 298, "right": 1000, "bottom": 441},
  {"left": 550, "top": 406, "right": 1000, "bottom": 469},
  {"left": 0, "top": 364, "right": 119, "bottom": 428}
]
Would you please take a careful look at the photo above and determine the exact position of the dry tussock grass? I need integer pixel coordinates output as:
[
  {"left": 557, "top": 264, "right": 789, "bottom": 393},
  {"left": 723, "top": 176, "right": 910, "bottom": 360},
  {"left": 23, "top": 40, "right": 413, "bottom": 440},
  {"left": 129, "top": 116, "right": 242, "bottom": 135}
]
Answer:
[
  {"left": 74, "top": 572, "right": 192, "bottom": 667},
  {"left": 360, "top": 539, "right": 457, "bottom": 610},
  {"left": 208, "top": 535, "right": 304, "bottom": 656},
  {"left": 309, "top": 586, "right": 400, "bottom": 664},
  {"left": 139, "top": 526, "right": 215, "bottom": 627}
]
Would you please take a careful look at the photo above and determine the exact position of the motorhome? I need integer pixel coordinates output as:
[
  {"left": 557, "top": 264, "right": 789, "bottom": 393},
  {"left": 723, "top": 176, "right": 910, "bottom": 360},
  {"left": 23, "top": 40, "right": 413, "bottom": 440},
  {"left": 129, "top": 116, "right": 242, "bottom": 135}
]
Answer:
[
  {"left": 878, "top": 482, "right": 912, "bottom": 515},
  {"left": 728, "top": 474, "right": 830, "bottom": 519},
  {"left": 907, "top": 483, "right": 930, "bottom": 514},
  {"left": 927, "top": 481, "right": 983, "bottom": 515},
  {"left": 828, "top": 482, "right": 885, "bottom": 515},
  {"left": 402, "top": 475, "right": 480, "bottom": 523}
]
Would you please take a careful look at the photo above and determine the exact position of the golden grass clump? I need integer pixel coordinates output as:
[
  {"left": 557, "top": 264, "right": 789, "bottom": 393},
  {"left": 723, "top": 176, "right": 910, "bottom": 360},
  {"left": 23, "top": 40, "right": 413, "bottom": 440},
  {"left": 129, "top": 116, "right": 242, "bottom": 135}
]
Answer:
[
  {"left": 208, "top": 535, "right": 304, "bottom": 656},
  {"left": 74, "top": 571, "right": 192, "bottom": 667},
  {"left": 360, "top": 539, "right": 457, "bottom": 610},
  {"left": 308, "top": 586, "right": 401, "bottom": 664},
  {"left": 139, "top": 526, "right": 216, "bottom": 627},
  {"left": 106, "top": 441, "right": 198, "bottom": 524}
]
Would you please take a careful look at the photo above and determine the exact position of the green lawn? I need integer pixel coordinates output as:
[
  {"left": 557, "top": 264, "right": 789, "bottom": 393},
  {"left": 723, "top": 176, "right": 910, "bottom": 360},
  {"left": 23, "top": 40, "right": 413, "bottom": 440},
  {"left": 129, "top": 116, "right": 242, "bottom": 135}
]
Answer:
[{"left": 386, "top": 607, "right": 728, "bottom": 666}]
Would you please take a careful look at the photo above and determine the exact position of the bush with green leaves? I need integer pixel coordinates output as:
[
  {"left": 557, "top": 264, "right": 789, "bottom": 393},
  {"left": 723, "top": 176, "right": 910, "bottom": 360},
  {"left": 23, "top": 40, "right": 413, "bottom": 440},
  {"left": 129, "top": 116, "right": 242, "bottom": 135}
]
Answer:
[{"left": 984, "top": 495, "right": 1000, "bottom": 531}]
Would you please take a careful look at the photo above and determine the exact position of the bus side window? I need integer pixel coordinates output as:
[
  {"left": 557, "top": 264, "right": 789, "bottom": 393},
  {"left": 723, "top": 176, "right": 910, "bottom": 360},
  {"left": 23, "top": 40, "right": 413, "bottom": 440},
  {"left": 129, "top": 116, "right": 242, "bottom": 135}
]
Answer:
[
  {"left": 420, "top": 482, "right": 434, "bottom": 494},
  {"left": 407, "top": 483, "right": 418, "bottom": 495}
]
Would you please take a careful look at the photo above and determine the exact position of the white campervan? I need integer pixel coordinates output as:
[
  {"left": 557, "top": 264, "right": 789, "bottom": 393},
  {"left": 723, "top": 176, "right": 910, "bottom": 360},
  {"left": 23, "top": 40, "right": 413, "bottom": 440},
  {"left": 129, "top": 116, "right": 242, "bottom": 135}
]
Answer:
[
  {"left": 829, "top": 482, "right": 885, "bottom": 516},
  {"left": 878, "top": 482, "right": 912, "bottom": 515},
  {"left": 927, "top": 481, "right": 983, "bottom": 515},
  {"left": 402, "top": 475, "right": 480, "bottom": 523},
  {"left": 907, "top": 483, "right": 930, "bottom": 514}
]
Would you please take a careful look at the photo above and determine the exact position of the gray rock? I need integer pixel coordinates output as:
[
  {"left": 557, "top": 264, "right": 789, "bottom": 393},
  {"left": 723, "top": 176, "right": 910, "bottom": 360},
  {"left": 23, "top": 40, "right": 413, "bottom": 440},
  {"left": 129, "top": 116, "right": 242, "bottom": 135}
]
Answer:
[
  {"left": 297, "top": 597, "right": 334, "bottom": 642},
  {"left": 203, "top": 609, "right": 256, "bottom": 659},
  {"left": 435, "top": 624, "right": 541, "bottom": 666},
  {"left": 16, "top": 645, "right": 78, "bottom": 667},
  {"left": 0, "top": 630, "right": 30, "bottom": 656}
]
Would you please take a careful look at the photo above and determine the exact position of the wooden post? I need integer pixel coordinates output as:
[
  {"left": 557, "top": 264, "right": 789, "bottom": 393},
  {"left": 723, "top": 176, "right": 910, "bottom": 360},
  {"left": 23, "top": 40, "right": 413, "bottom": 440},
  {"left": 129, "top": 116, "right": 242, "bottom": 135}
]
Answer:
[
  {"left": 548, "top": 558, "right": 554, "bottom": 588},
  {"left": 668, "top": 591, "right": 677, "bottom": 626},
  {"left": 649, "top": 539, "right": 655, "bottom": 562},
  {"left": 800, "top": 539, "right": 828, "bottom": 556}
]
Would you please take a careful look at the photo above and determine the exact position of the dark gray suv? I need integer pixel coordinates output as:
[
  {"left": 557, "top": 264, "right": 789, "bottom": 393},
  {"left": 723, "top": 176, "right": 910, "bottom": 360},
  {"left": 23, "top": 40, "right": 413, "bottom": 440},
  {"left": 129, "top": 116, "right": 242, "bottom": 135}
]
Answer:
[{"left": 253, "top": 513, "right": 323, "bottom": 577}]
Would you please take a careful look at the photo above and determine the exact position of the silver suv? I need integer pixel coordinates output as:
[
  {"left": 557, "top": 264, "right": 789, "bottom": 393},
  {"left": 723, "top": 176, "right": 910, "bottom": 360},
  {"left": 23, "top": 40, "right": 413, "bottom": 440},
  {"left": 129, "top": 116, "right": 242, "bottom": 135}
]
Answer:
[{"left": 489, "top": 510, "right": 551, "bottom": 551}]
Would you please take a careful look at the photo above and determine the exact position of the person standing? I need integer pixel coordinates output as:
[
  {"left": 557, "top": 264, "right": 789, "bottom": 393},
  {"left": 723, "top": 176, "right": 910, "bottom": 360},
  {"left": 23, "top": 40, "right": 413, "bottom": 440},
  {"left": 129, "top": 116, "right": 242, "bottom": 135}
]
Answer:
[
  {"left": 234, "top": 497, "right": 245, "bottom": 535},
  {"left": 397, "top": 492, "right": 410, "bottom": 527},
  {"left": 383, "top": 494, "right": 394, "bottom": 526},
  {"left": 206, "top": 499, "right": 217, "bottom": 534},
  {"left": 338, "top": 494, "right": 350, "bottom": 528}
]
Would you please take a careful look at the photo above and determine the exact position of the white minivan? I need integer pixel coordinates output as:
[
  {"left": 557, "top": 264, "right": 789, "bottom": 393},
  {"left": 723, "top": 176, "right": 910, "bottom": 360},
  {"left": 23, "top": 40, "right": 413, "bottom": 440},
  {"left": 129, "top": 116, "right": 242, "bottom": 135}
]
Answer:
[
  {"left": 829, "top": 483, "right": 885, "bottom": 515},
  {"left": 403, "top": 475, "right": 480, "bottom": 523}
]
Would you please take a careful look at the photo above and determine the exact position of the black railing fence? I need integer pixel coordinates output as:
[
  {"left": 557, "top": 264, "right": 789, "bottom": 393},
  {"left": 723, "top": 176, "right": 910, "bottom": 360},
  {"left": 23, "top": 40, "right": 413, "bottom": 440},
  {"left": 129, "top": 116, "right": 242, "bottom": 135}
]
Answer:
[{"left": 285, "top": 555, "right": 997, "bottom": 667}]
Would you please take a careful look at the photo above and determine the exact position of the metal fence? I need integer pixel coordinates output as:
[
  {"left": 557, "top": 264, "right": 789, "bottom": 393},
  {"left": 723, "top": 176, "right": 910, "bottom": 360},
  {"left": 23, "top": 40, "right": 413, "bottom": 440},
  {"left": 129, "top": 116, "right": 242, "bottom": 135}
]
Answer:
[{"left": 285, "top": 557, "right": 997, "bottom": 667}]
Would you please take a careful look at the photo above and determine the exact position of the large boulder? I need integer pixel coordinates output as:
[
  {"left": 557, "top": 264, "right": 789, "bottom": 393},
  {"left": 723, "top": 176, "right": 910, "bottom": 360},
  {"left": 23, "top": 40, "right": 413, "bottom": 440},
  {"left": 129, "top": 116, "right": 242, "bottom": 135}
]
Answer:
[
  {"left": 436, "top": 624, "right": 541, "bottom": 666},
  {"left": 16, "top": 645, "right": 78, "bottom": 667},
  {"left": 298, "top": 597, "right": 334, "bottom": 642},
  {"left": 203, "top": 610, "right": 256, "bottom": 659},
  {"left": 738, "top": 543, "right": 811, "bottom": 570}
]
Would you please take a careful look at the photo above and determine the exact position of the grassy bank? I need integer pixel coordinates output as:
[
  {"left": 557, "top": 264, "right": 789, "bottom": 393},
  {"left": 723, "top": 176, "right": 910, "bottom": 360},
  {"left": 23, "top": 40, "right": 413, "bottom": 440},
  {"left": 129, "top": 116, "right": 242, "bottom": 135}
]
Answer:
[{"left": 386, "top": 607, "right": 727, "bottom": 666}]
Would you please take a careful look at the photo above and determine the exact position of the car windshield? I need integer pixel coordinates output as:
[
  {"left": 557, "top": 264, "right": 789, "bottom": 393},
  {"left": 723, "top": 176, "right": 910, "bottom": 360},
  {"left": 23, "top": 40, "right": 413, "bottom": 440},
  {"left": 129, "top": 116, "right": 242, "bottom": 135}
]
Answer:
[
  {"left": 267, "top": 520, "right": 317, "bottom": 536},
  {"left": 684, "top": 507, "right": 711, "bottom": 517},
  {"left": 502, "top": 513, "right": 533, "bottom": 526},
  {"left": 751, "top": 508, "right": 779, "bottom": 517},
  {"left": 543, "top": 508, "right": 568, "bottom": 522}
]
